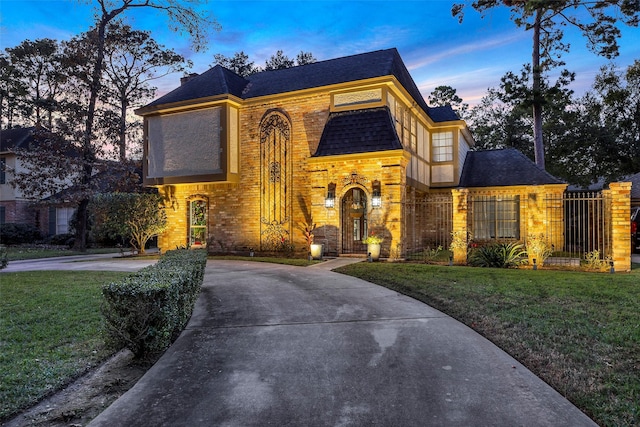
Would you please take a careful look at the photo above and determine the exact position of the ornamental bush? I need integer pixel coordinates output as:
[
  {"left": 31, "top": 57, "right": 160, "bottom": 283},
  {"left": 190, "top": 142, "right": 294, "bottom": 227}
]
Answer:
[
  {"left": 469, "top": 242, "right": 527, "bottom": 268},
  {"left": 0, "top": 245, "right": 7, "bottom": 270},
  {"left": 0, "top": 223, "right": 42, "bottom": 245},
  {"left": 101, "top": 249, "right": 207, "bottom": 359}
]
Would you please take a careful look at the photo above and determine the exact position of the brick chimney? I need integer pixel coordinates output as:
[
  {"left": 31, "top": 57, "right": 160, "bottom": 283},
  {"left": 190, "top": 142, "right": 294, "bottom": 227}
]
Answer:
[{"left": 180, "top": 73, "right": 199, "bottom": 85}]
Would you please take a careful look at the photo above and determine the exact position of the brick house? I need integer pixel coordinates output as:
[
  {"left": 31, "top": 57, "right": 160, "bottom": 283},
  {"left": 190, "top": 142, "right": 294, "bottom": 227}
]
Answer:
[
  {"left": 0, "top": 127, "right": 75, "bottom": 236},
  {"left": 136, "top": 48, "right": 631, "bottom": 268}
]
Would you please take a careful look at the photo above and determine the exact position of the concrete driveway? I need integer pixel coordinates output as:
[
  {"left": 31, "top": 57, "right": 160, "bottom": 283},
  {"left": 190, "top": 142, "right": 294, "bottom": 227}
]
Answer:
[
  {"left": 1, "top": 252, "right": 157, "bottom": 273},
  {"left": 89, "top": 259, "right": 596, "bottom": 427}
]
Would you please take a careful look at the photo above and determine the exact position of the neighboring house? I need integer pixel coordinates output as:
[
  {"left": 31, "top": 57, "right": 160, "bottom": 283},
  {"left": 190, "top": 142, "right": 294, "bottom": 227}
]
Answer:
[
  {"left": 628, "top": 172, "right": 640, "bottom": 207},
  {"left": 136, "top": 48, "right": 631, "bottom": 268},
  {"left": 0, "top": 127, "right": 74, "bottom": 236}
]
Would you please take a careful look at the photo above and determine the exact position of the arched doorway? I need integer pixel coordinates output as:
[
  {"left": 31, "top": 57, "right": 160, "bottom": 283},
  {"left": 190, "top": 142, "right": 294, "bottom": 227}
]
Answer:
[{"left": 341, "top": 187, "right": 368, "bottom": 254}]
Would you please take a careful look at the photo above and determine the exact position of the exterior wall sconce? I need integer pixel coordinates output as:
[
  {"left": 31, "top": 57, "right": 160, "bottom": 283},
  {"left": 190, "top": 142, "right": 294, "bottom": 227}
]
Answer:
[
  {"left": 371, "top": 180, "right": 382, "bottom": 208},
  {"left": 325, "top": 183, "right": 336, "bottom": 208}
]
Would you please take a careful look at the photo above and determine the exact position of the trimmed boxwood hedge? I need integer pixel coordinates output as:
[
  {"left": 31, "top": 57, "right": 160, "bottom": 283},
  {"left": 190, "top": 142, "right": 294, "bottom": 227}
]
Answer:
[{"left": 101, "top": 249, "right": 207, "bottom": 359}]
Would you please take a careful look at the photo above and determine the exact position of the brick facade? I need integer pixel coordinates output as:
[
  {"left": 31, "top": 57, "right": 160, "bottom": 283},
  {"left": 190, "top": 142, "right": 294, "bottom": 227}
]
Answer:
[{"left": 139, "top": 50, "right": 633, "bottom": 267}]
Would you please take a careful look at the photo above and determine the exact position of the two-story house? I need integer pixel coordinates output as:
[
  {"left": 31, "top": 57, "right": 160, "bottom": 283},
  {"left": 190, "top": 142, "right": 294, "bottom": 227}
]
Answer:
[
  {"left": 136, "top": 48, "right": 569, "bottom": 258},
  {"left": 0, "top": 127, "right": 75, "bottom": 236}
]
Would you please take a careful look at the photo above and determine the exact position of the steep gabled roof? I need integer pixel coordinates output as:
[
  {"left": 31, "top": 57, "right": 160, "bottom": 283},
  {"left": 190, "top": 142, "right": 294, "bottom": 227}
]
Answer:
[
  {"left": 459, "top": 148, "right": 564, "bottom": 187},
  {"left": 140, "top": 49, "right": 459, "bottom": 123},
  {"left": 313, "top": 107, "right": 402, "bottom": 157},
  {"left": 0, "top": 127, "right": 36, "bottom": 152}
]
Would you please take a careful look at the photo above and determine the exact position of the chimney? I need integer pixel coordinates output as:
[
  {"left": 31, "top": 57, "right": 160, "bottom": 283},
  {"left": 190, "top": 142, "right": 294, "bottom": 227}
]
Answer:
[{"left": 180, "top": 73, "right": 199, "bottom": 85}]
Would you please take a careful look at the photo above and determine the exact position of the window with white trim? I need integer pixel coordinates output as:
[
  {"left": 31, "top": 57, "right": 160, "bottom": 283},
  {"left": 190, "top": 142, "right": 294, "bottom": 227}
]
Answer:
[
  {"left": 432, "top": 131, "right": 453, "bottom": 162},
  {"left": 56, "top": 207, "right": 75, "bottom": 234}
]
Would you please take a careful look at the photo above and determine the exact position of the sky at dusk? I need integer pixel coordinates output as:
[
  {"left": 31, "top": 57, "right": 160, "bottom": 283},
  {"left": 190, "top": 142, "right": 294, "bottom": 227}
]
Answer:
[{"left": 1, "top": 0, "right": 638, "bottom": 106}]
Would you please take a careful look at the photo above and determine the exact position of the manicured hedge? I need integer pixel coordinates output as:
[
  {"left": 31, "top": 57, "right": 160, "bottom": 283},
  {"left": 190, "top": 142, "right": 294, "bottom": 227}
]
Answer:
[{"left": 101, "top": 249, "right": 207, "bottom": 358}]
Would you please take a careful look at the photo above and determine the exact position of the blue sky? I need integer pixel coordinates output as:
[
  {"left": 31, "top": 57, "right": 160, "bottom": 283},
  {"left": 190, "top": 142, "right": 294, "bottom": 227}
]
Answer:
[{"left": 1, "top": 0, "right": 638, "bottom": 105}]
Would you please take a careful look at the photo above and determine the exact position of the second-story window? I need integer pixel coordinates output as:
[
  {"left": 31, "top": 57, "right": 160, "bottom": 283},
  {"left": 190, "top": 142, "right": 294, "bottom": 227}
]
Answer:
[{"left": 432, "top": 131, "right": 453, "bottom": 162}]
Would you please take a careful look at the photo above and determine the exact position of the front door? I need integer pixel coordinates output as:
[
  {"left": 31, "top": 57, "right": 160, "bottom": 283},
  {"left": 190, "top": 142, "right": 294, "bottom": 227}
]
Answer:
[{"left": 341, "top": 188, "right": 367, "bottom": 254}]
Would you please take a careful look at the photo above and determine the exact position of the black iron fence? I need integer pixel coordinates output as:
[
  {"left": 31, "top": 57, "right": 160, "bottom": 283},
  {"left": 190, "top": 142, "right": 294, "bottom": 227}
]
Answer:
[{"left": 544, "top": 191, "right": 612, "bottom": 267}]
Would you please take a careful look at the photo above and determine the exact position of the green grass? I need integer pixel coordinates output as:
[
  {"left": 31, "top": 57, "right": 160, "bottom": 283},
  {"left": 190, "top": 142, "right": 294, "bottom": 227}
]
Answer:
[
  {"left": 6, "top": 246, "right": 120, "bottom": 261},
  {"left": 334, "top": 263, "right": 640, "bottom": 427},
  {"left": 209, "top": 255, "right": 321, "bottom": 266},
  {"left": 0, "top": 270, "right": 129, "bottom": 420}
]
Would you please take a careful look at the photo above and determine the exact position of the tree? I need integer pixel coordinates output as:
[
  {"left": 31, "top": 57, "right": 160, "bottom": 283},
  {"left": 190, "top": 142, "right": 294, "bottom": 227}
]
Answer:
[
  {"left": 580, "top": 61, "right": 640, "bottom": 180},
  {"left": 295, "top": 51, "right": 317, "bottom": 66},
  {"left": 214, "top": 50, "right": 317, "bottom": 75},
  {"left": 453, "top": 0, "right": 639, "bottom": 169},
  {"left": 429, "top": 85, "right": 469, "bottom": 118},
  {"left": 264, "top": 50, "right": 295, "bottom": 71},
  {"left": 90, "top": 192, "right": 167, "bottom": 254},
  {"left": 0, "top": 52, "right": 27, "bottom": 128},
  {"left": 467, "top": 62, "right": 638, "bottom": 186},
  {"left": 3, "top": 39, "right": 66, "bottom": 128},
  {"left": 64, "top": 0, "right": 219, "bottom": 250},
  {"left": 212, "top": 51, "right": 258, "bottom": 77},
  {"left": 100, "top": 21, "right": 187, "bottom": 161}
]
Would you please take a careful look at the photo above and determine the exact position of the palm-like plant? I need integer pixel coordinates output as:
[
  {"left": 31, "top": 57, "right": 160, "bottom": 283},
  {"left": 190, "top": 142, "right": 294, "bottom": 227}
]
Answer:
[{"left": 469, "top": 242, "right": 527, "bottom": 268}]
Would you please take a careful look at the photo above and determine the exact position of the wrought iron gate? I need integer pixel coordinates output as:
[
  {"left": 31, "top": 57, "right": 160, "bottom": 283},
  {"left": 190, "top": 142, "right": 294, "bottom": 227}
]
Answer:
[
  {"left": 341, "top": 188, "right": 368, "bottom": 254},
  {"left": 404, "top": 193, "right": 453, "bottom": 260}
]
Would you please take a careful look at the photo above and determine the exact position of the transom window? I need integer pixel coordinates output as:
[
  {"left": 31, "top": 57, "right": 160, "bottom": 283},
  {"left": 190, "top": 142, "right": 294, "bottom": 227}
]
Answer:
[
  {"left": 189, "top": 199, "right": 207, "bottom": 247},
  {"left": 432, "top": 131, "right": 453, "bottom": 162},
  {"left": 473, "top": 195, "right": 520, "bottom": 240}
]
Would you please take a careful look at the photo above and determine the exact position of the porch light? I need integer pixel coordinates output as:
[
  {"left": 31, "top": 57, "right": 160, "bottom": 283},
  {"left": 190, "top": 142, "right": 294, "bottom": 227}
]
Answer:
[
  {"left": 325, "top": 183, "right": 336, "bottom": 208},
  {"left": 371, "top": 180, "right": 382, "bottom": 208}
]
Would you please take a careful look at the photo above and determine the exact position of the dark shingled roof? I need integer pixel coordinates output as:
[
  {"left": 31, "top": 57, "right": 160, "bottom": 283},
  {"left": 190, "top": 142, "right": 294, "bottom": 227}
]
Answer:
[
  {"left": 142, "top": 48, "right": 459, "bottom": 123},
  {"left": 459, "top": 149, "right": 564, "bottom": 187},
  {"left": 313, "top": 107, "right": 402, "bottom": 157},
  {"left": 146, "top": 66, "right": 249, "bottom": 107},
  {"left": 1, "top": 127, "right": 36, "bottom": 152},
  {"left": 628, "top": 172, "right": 640, "bottom": 200}
]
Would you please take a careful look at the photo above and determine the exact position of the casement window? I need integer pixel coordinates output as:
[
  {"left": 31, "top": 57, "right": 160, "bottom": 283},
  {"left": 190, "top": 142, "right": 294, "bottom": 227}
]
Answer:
[
  {"left": 189, "top": 199, "right": 207, "bottom": 247},
  {"left": 473, "top": 195, "right": 520, "bottom": 240},
  {"left": 432, "top": 132, "right": 453, "bottom": 162}
]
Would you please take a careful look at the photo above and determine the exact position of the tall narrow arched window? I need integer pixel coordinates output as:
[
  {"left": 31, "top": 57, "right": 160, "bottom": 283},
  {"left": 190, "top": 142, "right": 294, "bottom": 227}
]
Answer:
[
  {"left": 189, "top": 199, "right": 207, "bottom": 247},
  {"left": 259, "top": 111, "right": 291, "bottom": 251}
]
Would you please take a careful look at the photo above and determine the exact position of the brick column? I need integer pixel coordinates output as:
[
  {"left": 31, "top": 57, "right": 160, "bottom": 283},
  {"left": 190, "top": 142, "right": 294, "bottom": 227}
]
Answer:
[
  {"left": 608, "top": 182, "right": 631, "bottom": 272},
  {"left": 451, "top": 188, "right": 469, "bottom": 265}
]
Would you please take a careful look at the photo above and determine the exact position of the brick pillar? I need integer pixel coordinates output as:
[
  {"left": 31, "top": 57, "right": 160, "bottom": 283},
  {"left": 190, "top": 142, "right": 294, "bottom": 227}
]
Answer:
[
  {"left": 608, "top": 182, "right": 631, "bottom": 272},
  {"left": 526, "top": 185, "right": 566, "bottom": 266},
  {"left": 451, "top": 188, "right": 469, "bottom": 265}
]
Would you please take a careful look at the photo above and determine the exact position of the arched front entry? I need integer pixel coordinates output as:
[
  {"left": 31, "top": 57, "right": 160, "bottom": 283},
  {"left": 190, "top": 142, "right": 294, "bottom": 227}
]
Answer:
[{"left": 341, "top": 187, "right": 368, "bottom": 254}]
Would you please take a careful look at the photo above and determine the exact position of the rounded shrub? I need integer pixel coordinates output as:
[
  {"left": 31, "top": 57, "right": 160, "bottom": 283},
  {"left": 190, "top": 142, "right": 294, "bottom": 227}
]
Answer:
[{"left": 0, "top": 223, "right": 42, "bottom": 245}]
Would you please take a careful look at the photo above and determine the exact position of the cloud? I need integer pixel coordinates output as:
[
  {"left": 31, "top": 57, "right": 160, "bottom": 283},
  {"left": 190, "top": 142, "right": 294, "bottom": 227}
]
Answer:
[{"left": 406, "top": 32, "right": 528, "bottom": 71}]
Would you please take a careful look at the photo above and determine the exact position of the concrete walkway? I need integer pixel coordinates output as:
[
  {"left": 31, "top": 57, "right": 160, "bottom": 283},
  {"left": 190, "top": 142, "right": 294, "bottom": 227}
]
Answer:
[{"left": 89, "top": 259, "right": 596, "bottom": 427}]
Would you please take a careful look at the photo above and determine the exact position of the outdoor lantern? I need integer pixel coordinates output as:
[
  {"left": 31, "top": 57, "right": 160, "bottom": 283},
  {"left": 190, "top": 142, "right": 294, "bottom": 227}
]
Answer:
[
  {"left": 371, "top": 180, "right": 382, "bottom": 208},
  {"left": 325, "top": 183, "right": 336, "bottom": 208}
]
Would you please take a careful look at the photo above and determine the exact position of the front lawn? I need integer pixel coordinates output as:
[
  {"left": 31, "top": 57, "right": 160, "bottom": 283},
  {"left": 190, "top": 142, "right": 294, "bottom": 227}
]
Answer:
[
  {"left": 0, "top": 271, "right": 129, "bottom": 420},
  {"left": 335, "top": 263, "right": 640, "bottom": 427},
  {"left": 5, "top": 246, "right": 121, "bottom": 261}
]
